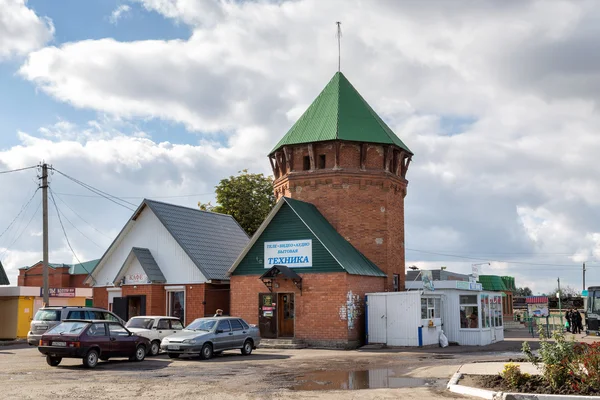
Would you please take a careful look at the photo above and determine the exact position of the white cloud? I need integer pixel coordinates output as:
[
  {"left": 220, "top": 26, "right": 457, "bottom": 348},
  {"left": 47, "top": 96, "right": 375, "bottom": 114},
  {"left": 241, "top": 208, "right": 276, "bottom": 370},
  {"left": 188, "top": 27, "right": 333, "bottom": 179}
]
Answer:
[
  {"left": 0, "top": 0, "right": 54, "bottom": 59},
  {"left": 9, "top": 0, "right": 600, "bottom": 293},
  {"left": 109, "top": 4, "right": 132, "bottom": 25}
]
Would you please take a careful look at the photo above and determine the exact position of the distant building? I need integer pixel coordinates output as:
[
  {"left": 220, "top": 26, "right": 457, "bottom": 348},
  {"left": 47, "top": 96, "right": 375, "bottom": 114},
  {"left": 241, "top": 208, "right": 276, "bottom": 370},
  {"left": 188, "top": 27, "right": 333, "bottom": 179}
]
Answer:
[
  {"left": 0, "top": 261, "right": 9, "bottom": 285},
  {"left": 405, "top": 269, "right": 470, "bottom": 283},
  {"left": 18, "top": 259, "right": 98, "bottom": 288}
]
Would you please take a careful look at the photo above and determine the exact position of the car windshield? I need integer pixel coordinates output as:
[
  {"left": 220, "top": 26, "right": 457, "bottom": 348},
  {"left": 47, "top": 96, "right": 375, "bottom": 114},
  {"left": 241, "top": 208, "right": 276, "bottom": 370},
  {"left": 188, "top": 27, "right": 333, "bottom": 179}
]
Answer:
[
  {"left": 185, "top": 319, "right": 216, "bottom": 331},
  {"left": 34, "top": 309, "right": 61, "bottom": 321},
  {"left": 126, "top": 318, "right": 154, "bottom": 329},
  {"left": 47, "top": 321, "right": 89, "bottom": 335}
]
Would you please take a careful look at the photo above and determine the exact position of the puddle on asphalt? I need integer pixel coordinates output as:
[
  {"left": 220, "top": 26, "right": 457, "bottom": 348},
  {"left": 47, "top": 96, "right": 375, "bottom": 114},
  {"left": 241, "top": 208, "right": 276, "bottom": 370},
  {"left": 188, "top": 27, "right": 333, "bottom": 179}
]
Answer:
[{"left": 291, "top": 369, "right": 440, "bottom": 391}]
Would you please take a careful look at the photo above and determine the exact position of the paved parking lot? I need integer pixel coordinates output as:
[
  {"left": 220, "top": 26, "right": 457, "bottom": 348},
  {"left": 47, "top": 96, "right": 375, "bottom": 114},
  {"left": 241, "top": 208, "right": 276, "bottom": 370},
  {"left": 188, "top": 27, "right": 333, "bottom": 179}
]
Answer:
[{"left": 0, "top": 344, "right": 480, "bottom": 400}]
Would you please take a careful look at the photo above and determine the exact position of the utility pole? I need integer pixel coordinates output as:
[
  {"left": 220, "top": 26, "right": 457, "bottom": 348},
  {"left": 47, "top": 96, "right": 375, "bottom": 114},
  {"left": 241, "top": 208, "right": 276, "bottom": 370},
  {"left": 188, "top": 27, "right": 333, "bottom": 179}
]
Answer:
[
  {"left": 583, "top": 262, "right": 586, "bottom": 292},
  {"left": 41, "top": 163, "right": 49, "bottom": 306},
  {"left": 557, "top": 277, "right": 562, "bottom": 329}
]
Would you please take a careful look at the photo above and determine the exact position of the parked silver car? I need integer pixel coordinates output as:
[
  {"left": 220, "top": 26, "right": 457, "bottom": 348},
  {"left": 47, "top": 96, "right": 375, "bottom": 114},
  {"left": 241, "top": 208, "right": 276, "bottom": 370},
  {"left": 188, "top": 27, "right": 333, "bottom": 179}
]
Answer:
[{"left": 160, "top": 317, "right": 260, "bottom": 359}]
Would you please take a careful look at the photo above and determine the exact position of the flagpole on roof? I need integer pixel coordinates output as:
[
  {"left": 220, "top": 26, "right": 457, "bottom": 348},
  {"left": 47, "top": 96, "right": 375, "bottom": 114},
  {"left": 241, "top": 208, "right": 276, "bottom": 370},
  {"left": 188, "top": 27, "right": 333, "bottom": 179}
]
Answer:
[{"left": 336, "top": 21, "right": 342, "bottom": 72}]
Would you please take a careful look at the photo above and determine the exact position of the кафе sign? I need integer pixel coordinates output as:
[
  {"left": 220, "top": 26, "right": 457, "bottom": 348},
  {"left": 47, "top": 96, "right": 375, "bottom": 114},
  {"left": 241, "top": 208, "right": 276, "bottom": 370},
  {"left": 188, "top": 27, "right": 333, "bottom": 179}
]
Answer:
[{"left": 264, "top": 239, "right": 312, "bottom": 268}]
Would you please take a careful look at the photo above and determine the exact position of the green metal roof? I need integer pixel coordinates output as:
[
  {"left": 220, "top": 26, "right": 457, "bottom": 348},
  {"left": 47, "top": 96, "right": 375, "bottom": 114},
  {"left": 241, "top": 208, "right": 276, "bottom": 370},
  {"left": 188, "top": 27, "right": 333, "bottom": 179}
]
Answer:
[
  {"left": 501, "top": 276, "right": 515, "bottom": 291},
  {"left": 229, "top": 197, "right": 386, "bottom": 277},
  {"left": 0, "top": 261, "right": 9, "bottom": 285},
  {"left": 479, "top": 275, "right": 508, "bottom": 291},
  {"left": 69, "top": 259, "right": 99, "bottom": 275},
  {"left": 270, "top": 72, "right": 412, "bottom": 154}
]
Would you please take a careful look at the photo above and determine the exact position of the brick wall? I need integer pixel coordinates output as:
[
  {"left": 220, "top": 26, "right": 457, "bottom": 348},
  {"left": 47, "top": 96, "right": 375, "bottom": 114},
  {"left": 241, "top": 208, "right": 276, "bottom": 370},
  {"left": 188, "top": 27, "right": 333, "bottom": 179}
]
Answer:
[
  {"left": 231, "top": 272, "right": 384, "bottom": 347},
  {"left": 93, "top": 287, "right": 108, "bottom": 309},
  {"left": 184, "top": 284, "right": 206, "bottom": 323},
  {"left": 121, "top": 284, "right": 166, "bottom": 316},
  {"left": 204, "top": 283, "right": 230, "bottom": 317},
  {"left": 18, "top": 262, "right": 91, "bottom": 289},
  {"left": 272, "top": 142, "right": 408, "bottom": 292}
]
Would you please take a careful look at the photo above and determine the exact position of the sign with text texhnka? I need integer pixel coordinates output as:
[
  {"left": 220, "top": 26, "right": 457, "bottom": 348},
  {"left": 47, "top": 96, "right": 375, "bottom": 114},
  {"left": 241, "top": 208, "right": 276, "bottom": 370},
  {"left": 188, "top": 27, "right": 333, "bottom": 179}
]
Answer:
[{"left": 264, "top": 239, "right": 312, "bottom": 268}]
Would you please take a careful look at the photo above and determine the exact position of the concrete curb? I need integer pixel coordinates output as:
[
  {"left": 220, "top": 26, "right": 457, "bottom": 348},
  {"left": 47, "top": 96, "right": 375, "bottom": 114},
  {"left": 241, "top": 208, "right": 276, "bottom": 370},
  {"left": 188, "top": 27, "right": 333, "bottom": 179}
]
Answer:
[
  {"left": 0, "top": 339, "right": 27, "bottom": 347},
  {"left": 447, "top": 369, "right": 599, "bottom": 400}
]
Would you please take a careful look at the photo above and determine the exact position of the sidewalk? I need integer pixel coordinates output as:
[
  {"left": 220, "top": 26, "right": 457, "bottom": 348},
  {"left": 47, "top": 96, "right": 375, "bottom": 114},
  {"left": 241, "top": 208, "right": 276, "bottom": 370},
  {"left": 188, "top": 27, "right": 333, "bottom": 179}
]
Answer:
[{"left": 0, "top": 339, "right": 27, "bottom": 347}]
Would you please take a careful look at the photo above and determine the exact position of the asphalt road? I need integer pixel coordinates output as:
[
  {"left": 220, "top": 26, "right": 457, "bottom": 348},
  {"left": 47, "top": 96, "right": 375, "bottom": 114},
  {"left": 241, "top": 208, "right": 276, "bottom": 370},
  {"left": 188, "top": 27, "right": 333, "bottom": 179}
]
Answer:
[{"left": 0, "top": 340, "right": 542, "bottom": 400}]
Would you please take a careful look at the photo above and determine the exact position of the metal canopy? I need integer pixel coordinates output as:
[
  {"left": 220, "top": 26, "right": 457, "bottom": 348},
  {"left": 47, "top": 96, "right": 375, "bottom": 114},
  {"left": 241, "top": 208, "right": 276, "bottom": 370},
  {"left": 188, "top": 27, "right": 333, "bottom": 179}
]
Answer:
[{"left": 259, "top": 265, "right": 303, "bottom": 294}]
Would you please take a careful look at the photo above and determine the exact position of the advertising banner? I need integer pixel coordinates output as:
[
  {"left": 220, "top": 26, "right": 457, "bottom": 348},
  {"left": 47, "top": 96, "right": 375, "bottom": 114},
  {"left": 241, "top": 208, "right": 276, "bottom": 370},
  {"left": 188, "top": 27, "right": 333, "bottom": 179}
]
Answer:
[
  {"left": 528, "top": 303, "right": 549, "bottom": 317},
  {"left": 421, "top": 270, "right": 434, "bottom": 291},
  {"left": 40, "top": 288, "right": 76, "bottom": 297},
  {"left": 264, "top": 239, "right": 312, "bottom": 268}
]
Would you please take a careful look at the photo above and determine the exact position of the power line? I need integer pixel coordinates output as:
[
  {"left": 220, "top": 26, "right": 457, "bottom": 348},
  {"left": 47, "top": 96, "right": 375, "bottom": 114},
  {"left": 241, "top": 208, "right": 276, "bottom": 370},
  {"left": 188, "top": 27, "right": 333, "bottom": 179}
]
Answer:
[
  {"left": 0, "top": 166, "right": 37, "bottom": 175},
  {"left": 53, "top": 191, "right": 214, "bottom": 199},
  {"left": 0, "top": 200, "right": 41, "bottom": 261},
  {"left": 49, "top": 189, "right": 104, "bottom": 249},
  {"left": 52, "top": 191, "right": 112, "bottom": 240},
  {"left": 0, "top": 188, "right": 39, "bottom": 245},
  {"left": 52, "top": 168, "right": 136, "bottom": 211},
  {"left": 48, "top": 189, "right": 96, "bottom": 283},
  {"left": 406, "top": 247, "right": 598, "bottom": 268}
]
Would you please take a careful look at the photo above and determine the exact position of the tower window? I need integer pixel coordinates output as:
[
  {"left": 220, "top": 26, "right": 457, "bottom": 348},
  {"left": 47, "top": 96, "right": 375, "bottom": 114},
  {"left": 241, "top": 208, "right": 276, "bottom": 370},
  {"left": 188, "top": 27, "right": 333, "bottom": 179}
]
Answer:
[
  {"left": 318, "top": 154, "right": 326, "bottom": 169},
  {"left": 303, "top": 156, "right": 311, "bottom": 171}
]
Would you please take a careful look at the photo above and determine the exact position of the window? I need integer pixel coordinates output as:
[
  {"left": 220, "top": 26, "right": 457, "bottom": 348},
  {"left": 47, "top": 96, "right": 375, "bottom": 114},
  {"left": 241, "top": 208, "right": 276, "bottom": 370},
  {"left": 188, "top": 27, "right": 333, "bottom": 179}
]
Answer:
[
  {"left": 240, "top": 320, "right": 249, "bottom": 330},
  {"left": 186, "top": 319, "right": 216, "bottom": 331},
  {"left": 108, "top": 323, "right": 129, "bottom": 337},
  {"left": 393, "top": 274, "right": 399, "bottom": 292},
  {"left": 126, "top": 318, "right": 154, "bottom": 329},
  {"left": 230, "top": 319, "right": 243, "bottom": 331},
  {"left": 157, "top": 319, "right": 170, "bottom": 330},
  {"left": 47, "top": 321, "right": 89, "bottom": 335},
  {"left": 217, "top": 320, "right": 231, "bottom": 332},
  {"left": 481, "top": 295, "right": 490, "bottom": 328},
  {"left": 459, "top": 295, "right": 479, "bottom": 329},
  {"left": 67, "top": 310, "right": 86, "bottom": 319},
  {"left": 87, "top": 323, "right": 107, "bottom": 337},
  {"left": 34, "top": 309, "right": 61, "bottom": 321},
  {"left": 421, "top": 298, "right": 440, "bottom": 319},
  {"left": 170, "top": 320, "right": 183, "bottom": 330},
  {"left": 87, "top": 310, "right": 104, "bottom": 319},
  {"left": 102, "top": 312, "right": 120, "bottom": 322},
  {"left": 318, "top": 154, "right": 326, "bottom": 169},
  {"left": 167, "top": 291, "right": 185, "bottom": 325},
  {"left": 303, "top": 156, "right": 311, "bottom": 170}
]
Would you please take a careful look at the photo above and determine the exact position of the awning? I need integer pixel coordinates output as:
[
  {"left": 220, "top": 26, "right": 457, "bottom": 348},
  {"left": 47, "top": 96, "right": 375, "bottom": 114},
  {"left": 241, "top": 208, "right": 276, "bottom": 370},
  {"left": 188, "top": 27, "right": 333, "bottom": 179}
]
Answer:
[
  {"left": 525, "top": 296, "right": 548, "bottom": 304},
  {"left": 260, "top": 265, "right": 302, "bottom": 294}
]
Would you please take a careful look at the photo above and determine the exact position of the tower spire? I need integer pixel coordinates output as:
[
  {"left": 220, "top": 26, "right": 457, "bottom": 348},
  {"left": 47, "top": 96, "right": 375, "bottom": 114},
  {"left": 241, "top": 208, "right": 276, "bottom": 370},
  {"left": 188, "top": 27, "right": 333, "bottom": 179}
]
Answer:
[{"left": 336, "top": 21, "right": 342, "bottom": 72}]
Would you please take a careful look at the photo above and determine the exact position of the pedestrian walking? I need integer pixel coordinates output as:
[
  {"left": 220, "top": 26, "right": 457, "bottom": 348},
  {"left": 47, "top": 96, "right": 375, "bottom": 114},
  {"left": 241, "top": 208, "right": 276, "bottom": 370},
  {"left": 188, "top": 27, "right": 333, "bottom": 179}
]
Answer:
[
  {"left": 574, "top": 309, "right": 583, "bottom": 334},
  {"left": 565, "top": 309, "right": 572, "bottom": 332},
  {"left": 214, "top": 309, "right": 223, "bottom": 317}
]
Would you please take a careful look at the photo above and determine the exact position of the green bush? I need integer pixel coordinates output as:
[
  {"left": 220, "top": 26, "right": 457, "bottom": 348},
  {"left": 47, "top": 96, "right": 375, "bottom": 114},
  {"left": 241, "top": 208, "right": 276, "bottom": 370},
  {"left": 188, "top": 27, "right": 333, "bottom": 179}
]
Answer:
[{"left": 500, "top": 363, "right": 530, "bottom": 389}]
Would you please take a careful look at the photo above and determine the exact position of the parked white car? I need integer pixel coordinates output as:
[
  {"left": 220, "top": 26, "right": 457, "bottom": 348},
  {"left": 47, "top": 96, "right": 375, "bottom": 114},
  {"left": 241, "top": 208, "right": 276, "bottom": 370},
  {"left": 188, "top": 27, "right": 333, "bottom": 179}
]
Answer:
[{"left": 125, "top": 316, "right": 184, "bottom": 356}]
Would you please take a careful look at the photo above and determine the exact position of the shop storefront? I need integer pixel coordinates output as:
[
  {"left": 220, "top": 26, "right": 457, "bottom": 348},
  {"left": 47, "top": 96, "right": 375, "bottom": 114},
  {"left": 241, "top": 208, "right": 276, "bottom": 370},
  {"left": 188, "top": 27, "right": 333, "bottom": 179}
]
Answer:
[{"left": 86, "top": 199, "right": 248, "bottom": 324}]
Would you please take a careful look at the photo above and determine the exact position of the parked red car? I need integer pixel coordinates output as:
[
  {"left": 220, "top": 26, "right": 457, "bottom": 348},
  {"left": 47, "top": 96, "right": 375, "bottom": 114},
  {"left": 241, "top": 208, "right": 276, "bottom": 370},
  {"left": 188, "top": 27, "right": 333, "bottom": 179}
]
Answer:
[{"left": 38, "top": 319, "right": 150, "bottom": 368}]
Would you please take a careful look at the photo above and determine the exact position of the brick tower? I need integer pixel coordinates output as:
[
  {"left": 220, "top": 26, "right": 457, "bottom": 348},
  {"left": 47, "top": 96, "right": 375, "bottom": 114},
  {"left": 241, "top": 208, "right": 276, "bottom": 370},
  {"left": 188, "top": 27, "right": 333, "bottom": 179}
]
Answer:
[{"left": 268, "top": 72, "right": 413, "bottom": 292}]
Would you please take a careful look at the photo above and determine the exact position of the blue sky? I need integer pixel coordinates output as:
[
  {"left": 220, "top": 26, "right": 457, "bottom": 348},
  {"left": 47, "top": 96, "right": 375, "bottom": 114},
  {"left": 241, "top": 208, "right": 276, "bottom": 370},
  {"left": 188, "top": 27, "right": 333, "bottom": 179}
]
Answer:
[
  {"left": 0, "top": 0, "right": 193, "bottom": 149},
  {"left": 2, "top": 0, "right": 600, "bottom": 294}
]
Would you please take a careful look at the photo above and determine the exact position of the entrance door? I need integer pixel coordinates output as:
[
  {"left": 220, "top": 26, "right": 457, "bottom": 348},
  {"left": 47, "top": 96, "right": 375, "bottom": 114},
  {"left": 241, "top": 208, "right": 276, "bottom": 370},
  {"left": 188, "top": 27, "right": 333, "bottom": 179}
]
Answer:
[
  {"left": 113, "top": 297, "right": 128, "bottom": 321},
  {"left": 167, "top": 291, "right": 185, "bottom": 325},
  {"left": 278, "top": 293, "right": 294, "bottom": 337},
  {"left": 127, "top": 296, "right": 146, "bottom": 319},
  {"left": 258, "top": 293, "right": 277, "bottom": 339}
]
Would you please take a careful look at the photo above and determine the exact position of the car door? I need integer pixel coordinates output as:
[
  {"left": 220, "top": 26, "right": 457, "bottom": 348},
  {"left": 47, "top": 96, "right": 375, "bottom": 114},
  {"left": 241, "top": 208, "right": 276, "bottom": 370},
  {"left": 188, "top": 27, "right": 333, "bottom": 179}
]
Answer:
[
  {"left": 228, "top": 319, "right": 245, "bottom": 348},
  {"left": 108, "top": 323, "right": 134, "bottom": 357},
  {"left": 169, "top": 319, "right": 183, "bottom": 336},
  {"left": 156, "top": 319, "right": 171, "bottom": 340},
  {"left": 213, "top": 320, "right": 233, "bottom": 351},
  {"left": 85, "top": 322, "right": 111, "bottom": 356}
]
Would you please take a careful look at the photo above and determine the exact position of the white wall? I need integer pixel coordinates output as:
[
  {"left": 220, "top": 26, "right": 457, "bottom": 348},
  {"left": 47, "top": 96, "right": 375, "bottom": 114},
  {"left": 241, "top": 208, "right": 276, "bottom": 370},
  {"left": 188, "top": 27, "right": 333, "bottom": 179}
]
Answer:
[{"left": 92, "top": 206, "right": 207, "bottom": 287}]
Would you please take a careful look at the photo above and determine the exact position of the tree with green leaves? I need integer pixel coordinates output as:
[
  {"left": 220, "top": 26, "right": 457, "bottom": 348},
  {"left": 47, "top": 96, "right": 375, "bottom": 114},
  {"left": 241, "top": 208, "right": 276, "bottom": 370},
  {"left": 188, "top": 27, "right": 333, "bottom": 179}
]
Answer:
[
  {"left": 199, "top": 170, "right": 276, "bottom": 236},
  {"left": 515, "top": 287, "right": 533, "bottom": 296}
]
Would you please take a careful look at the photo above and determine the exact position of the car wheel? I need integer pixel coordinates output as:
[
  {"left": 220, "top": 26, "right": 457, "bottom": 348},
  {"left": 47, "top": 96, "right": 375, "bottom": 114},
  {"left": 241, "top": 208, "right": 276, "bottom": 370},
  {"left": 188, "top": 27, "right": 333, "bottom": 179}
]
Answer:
[
  {"left": 83, "top": 349, "right": 99, "bottom": 368},
  {"left": 130, "top": 345, "right": 146, "bottom": 362},
  {"left": 200, "top": 343, "right": 213, "bottom": 360},
  {"left": 167, "top": 353, "right": 179, "bottom": 359},
  {"left": 150, "top": 341, "right": 160, "bottom": 356},
  {"left": 241, "top": 340, "right": 253, "bottom": 356},
  {"left": 46, "top": 356, "right": 61, "bottom": 367}
]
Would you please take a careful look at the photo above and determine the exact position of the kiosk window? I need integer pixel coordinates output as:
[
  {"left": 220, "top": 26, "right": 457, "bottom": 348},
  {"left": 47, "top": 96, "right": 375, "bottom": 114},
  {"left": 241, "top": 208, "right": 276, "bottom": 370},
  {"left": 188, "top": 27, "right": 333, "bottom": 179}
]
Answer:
[{"left": 460, "top": 295, "right": 479, "bottom": 329}]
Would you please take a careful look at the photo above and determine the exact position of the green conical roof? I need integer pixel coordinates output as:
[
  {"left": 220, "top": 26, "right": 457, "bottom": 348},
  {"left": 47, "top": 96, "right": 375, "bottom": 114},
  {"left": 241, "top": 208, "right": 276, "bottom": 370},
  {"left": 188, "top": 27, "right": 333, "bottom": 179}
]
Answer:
[{"left": 271, "top": 72, "right": 412, "bottom": 154}]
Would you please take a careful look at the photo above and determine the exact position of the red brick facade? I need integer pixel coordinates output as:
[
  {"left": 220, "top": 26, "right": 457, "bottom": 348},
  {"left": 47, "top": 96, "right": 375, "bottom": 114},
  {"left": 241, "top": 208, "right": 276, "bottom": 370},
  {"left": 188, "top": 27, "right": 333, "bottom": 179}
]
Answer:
[
  {"left": 18, "top": 262, "right": 89, "bottom": 288},
  {"left": 270, "top": 141, "right": 409, "bottom": 292},
  {"left": 93, "top": 283, "right": 230, "bottom": 323},
  {"left": 230, "top": 273, "right": 384, "bottom": 347}
]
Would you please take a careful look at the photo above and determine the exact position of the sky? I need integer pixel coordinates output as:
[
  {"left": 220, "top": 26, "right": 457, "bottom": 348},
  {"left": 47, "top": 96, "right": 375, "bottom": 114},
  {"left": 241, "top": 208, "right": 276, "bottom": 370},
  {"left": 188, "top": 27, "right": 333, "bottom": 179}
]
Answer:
[{"left": 1, "top": 0, "right": 599, "bottom": 295}]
